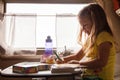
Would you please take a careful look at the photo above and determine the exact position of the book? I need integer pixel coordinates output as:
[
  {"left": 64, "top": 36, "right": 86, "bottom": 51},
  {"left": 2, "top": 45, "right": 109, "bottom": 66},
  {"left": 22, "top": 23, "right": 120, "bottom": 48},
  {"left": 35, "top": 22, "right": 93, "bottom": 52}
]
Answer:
[
  {"left": 13, "top": 62, "right": 51, "bottom": 73},
  {"left": 51, "top": 64, "right": 80, "bottom": 73}
]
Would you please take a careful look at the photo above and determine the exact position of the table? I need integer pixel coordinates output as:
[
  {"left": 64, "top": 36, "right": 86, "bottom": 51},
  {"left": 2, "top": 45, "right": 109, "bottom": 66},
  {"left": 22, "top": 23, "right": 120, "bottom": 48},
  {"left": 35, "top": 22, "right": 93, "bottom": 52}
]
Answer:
[{"left": 1, "top": 64, "right": 82, "bottom": 80}]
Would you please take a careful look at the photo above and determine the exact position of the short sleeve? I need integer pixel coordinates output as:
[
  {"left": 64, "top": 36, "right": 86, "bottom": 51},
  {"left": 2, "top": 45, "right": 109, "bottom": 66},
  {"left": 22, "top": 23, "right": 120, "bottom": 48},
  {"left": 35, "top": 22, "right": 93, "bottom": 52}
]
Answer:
[{"left": 96, "top": 32, "right": 114, "bottom": 46}]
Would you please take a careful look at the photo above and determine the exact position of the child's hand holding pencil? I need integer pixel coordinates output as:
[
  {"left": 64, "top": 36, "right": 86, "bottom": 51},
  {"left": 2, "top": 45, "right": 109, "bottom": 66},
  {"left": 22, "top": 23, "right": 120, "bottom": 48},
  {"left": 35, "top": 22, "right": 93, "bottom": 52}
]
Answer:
[{"left": 53, "top": 51, "right": 65, "bottom": 64}]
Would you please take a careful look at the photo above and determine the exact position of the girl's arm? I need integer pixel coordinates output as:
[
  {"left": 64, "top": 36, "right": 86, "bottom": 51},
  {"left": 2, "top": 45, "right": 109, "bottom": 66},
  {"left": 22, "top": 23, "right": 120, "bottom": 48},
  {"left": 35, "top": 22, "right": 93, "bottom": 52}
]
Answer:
[
  {"left": 56, "top": 48, "right": 85, "bottom": 64},
  {"left": 79, "top": 41, "right": 112, "bottom": 69}
]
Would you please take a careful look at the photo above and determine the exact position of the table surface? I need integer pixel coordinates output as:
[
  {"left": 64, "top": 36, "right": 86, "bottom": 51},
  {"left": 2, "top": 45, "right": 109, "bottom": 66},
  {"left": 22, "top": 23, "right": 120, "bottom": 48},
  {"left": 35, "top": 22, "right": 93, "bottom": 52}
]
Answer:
[{"left": 1, "top": 63, "right": 82, "bottom": 78}]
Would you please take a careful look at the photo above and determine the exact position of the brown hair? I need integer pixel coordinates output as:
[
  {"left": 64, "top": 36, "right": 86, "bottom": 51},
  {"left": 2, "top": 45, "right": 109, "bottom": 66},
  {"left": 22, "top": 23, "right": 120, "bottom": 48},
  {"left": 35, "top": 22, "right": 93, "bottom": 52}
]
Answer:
[{"left": 77, "top": 3, "right": 112, "bottom": 50}]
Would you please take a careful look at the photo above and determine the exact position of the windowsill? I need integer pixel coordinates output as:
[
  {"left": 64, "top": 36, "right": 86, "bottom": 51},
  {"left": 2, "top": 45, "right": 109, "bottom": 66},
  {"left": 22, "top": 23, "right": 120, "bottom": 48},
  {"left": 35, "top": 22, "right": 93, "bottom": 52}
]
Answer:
[
  {"left": 0, "top": 55, "right": 41, "bottom": 61},
  {"left": 0, "top": 48, "right": 57, "bottom": 60}
]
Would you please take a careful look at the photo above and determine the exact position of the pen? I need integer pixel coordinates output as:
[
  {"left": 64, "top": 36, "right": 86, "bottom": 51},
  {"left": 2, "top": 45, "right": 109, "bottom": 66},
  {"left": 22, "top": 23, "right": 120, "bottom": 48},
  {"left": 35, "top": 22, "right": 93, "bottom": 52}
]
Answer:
[{"left": 53, "top": 51, "right": 63, "bottom": 61}]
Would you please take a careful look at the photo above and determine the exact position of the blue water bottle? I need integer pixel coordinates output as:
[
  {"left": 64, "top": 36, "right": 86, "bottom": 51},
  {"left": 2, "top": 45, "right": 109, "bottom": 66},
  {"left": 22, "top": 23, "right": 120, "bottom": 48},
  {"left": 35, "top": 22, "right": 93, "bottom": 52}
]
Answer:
[{"left": 45, "top": 36, "right": 53, "bottom": 56}]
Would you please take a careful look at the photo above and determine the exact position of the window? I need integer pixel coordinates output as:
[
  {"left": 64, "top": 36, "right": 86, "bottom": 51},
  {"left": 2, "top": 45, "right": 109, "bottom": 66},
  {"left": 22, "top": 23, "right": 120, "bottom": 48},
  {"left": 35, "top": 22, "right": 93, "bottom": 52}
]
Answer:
[{"left": 5, "top": 3, "right": 88, "bottom": 52}]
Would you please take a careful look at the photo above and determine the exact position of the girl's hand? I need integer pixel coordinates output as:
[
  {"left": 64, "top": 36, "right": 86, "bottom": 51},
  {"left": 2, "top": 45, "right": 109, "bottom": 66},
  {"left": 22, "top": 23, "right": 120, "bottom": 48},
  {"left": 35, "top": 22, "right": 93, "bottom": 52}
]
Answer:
[
  {"left": 56, "top": 58, "right": 65, "bottom": 64},
  {"left": 67, "top": 60, "right": 79, "bottom": 64}
]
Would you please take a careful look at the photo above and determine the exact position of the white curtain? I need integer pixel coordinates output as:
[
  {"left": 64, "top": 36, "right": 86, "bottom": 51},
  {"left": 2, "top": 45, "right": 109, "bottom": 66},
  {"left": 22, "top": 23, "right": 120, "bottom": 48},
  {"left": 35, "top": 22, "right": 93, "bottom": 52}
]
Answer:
[
  {"left": 6, "top": 15, "right": 15, "bottom": 48},
  {"left": 4, "top": 14, "right": 37, "bottom": 55},
  {"left": 0, "top": 20, "right": 5, "bottom": 43}
]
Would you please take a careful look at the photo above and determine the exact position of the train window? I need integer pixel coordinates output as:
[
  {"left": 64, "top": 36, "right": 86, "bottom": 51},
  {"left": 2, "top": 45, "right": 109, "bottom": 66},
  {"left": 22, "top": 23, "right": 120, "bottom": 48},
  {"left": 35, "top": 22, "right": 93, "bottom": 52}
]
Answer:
[{"left": 5, "top": 3, "right": 88, "bottom": 52}]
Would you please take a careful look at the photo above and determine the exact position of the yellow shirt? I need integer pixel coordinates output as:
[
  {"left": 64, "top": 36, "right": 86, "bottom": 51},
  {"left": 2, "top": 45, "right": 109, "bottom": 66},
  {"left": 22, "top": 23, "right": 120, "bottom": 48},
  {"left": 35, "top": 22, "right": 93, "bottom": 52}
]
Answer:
[{"left": 84, "top": 31, "right": 116, "bottom": 80}]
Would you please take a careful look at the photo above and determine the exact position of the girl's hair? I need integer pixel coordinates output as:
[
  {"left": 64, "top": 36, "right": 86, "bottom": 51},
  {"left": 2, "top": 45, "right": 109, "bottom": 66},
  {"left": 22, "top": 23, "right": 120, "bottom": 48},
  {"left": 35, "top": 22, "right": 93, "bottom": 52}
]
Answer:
[{"left": 77, "top": 3, "right": 112, "bottom": 49}]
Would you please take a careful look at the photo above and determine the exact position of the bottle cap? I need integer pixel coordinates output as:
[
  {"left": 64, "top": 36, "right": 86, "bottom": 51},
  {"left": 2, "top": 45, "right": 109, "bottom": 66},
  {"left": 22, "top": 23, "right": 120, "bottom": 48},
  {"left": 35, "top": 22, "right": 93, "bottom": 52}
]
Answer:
[{"left": 46, "top": 36, "right": 52, "bottom": 42}]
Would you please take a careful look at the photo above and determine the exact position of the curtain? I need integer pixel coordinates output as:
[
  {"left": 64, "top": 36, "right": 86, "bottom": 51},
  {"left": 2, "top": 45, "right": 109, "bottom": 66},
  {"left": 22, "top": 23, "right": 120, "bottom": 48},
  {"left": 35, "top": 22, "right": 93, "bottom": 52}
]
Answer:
[
  {"left": 4, "top": 14, "right": 37, "bottom": 55},
  {"left": 5, "top": 15, "right": 15, "bottom": 55}
]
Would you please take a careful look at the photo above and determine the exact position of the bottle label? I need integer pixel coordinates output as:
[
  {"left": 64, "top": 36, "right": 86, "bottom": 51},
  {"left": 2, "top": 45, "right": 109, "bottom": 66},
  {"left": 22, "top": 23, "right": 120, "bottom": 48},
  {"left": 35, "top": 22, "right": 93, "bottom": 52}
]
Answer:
[
  {"left": 45, "top": 42, "right": 53, "bottom": 56},
  {"left": 45, "top": 48, "right": 53, "bottom": 56}
]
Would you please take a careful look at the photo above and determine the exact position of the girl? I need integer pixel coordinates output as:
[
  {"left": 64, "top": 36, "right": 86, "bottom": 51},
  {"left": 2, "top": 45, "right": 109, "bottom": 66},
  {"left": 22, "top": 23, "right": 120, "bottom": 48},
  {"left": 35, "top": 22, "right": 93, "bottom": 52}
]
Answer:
[{"left": 56, "top": 4, "right": 116, "bottom": 80}]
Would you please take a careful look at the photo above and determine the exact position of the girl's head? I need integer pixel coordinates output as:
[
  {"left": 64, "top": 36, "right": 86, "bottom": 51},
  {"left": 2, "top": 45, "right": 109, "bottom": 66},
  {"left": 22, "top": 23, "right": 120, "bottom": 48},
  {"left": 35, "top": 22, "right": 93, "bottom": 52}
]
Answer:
[{"left": 78, "top": 3, "right": 112, "bottom": 46}]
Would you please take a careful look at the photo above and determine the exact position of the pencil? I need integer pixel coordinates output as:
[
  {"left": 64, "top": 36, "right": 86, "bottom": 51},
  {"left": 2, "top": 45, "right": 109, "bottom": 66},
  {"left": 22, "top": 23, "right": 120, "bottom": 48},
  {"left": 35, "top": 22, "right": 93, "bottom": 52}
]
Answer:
[{"left": 53, "top": 51, "right": 63, "bottom": 61}]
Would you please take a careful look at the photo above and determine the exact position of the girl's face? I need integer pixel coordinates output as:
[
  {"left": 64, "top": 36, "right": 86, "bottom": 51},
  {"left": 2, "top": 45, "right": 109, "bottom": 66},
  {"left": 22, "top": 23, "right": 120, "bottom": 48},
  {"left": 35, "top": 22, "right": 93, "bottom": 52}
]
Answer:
[{"left": 79, "top": 16, "right": 93, "bottom": 35}]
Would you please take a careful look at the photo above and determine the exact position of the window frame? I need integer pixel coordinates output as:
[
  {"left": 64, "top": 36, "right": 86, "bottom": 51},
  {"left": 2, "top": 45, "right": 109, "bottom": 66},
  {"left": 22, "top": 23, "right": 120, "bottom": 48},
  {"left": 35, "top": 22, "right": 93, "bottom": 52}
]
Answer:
[
  {"left": 4, "top": 0, "right": 93, "bottom": 4},
  {"left": 2, "top": 1, "right": 94, "bottom": 56}
]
